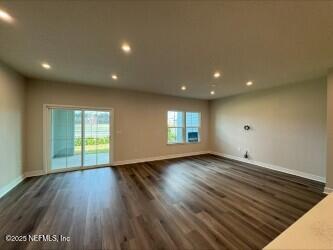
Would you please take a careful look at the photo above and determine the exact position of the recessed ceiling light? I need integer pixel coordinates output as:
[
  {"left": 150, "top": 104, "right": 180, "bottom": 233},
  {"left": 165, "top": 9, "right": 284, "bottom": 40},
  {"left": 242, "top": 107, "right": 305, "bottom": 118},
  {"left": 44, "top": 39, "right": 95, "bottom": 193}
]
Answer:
[
  {"left": 210, "top": 90, "right": 215, "bottom": 95},
  {"left": 181, "top": 85, "right": 187, "bottom": 91},
  {"left": 121, "top": 43, "right": 131, "bottom": 53},
  {"left": 41, "top": 63, "right": 51, "bottom": 69},
  {"left": 246, "top": 81, "right": 253, "bottom": 86},
  {"left": 111, "top": 74, "right": 118, "bottom": 80},
  {"left": 214, "top": 72, "right": 221, "bottom": 78},
  {"left": 0, "top": 9, "right": 14, "bottom": 23}
]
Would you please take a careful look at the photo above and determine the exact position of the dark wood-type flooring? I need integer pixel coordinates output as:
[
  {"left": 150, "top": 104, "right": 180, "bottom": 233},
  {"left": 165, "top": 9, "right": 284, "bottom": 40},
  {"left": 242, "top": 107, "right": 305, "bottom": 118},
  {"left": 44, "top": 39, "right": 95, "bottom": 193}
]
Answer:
[{"left": 0, "top": 154, "right": 326, "bottom": 250}]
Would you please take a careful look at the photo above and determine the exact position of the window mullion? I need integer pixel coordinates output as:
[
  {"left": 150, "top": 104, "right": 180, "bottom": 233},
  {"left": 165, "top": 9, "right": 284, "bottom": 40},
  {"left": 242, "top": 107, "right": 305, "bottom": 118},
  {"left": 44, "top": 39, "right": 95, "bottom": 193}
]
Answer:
[{"left": 183, "top": 111, "right": 186, "bottom": 143}]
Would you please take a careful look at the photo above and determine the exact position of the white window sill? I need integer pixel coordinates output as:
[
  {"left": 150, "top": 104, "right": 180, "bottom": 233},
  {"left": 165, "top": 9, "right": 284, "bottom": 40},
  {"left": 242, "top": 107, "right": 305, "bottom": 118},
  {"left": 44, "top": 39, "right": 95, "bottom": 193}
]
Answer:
[{"left": 167, "top": 142, "right": 200, "bottom": 145}]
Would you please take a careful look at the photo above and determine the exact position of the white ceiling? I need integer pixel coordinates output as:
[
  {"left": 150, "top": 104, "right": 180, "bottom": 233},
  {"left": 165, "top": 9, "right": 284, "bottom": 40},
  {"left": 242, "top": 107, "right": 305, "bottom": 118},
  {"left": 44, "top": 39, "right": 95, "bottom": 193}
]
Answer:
[{"left": 0, "top": 1, "right": 333, "bottom": 99}]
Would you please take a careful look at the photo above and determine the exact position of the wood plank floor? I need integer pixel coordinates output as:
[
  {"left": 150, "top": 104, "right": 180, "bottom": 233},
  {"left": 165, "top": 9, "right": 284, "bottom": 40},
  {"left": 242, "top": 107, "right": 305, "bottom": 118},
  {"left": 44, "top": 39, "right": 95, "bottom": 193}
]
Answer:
[{"left": 0, "top": 154, "right": 325, "bottom": 250}]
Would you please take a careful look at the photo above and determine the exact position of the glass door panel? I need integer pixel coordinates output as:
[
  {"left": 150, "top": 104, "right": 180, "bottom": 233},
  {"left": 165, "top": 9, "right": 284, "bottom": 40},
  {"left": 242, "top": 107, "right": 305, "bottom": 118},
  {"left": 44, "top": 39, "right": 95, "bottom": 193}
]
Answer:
[
  {"left": 97, "top": 111, "right": 110, "bottom": 165},
  {"left": 50, "top": 109, "right": 82, "bottom": 170}
]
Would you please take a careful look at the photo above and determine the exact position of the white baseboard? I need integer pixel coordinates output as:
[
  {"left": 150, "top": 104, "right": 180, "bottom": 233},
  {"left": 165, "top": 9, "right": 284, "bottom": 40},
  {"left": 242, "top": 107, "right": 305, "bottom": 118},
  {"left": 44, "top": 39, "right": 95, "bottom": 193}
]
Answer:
[
  {"left": 25, "top": 151, "right": 209, "bottom": 177},
  {"left": 112, "top": 151, "right": 210, "bottom": 166},
  {"left": 24, "top": 170, "right": 46, "bottom": 178},
  {"left": 0, "top": 170, "right": 45, "bottom": 199},
  {"left": 0, "top": 175, "right": 24, "bottom": 199},
  {"left": 324, "top": 187, "right": 333, "bottom": 194},
  {"left": 210, "top": 151, "right": 326, "bottom": 183}
]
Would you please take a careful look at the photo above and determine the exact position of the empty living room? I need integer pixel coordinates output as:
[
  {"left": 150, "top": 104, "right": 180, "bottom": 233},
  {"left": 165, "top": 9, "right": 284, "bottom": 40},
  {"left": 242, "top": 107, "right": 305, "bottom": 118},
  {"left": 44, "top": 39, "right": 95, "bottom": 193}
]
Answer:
[{"left": 1, "top": 1, "right": 333, "bottom": 249}]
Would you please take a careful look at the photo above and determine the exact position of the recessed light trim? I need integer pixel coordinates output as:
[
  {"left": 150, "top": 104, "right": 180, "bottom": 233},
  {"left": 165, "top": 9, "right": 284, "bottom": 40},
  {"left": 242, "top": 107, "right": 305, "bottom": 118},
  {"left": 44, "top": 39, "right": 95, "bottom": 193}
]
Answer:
[
  {"left": 213, "top": 72, "right": 221, "bottom": 78},
  {"left": 210, "top": 90, "right": 215, "bottom": 95},
  {"left": 121, "top": 43, "right": 131, "bottom": 53},
  {"left": 111, "top": 74, "right": 118, "bottom": 80},
  {"left": 0, "top": 9, "right": 14, "bottom": 23},
  {"left": 246, "top": 81, "right": 253, "bottom": 86},
  {"left": 41, "top": 63, "right": 51, "bottom": 69},
  {"left": 181, "top": 85, "right": 187, "bottom": 91}
]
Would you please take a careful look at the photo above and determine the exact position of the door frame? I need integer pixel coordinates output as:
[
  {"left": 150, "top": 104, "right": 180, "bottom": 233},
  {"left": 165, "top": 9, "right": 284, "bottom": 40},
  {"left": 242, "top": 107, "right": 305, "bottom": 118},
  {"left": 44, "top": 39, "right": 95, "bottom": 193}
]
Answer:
[{"left": 43, "top": 104, "right": 114, "bottom": 174}]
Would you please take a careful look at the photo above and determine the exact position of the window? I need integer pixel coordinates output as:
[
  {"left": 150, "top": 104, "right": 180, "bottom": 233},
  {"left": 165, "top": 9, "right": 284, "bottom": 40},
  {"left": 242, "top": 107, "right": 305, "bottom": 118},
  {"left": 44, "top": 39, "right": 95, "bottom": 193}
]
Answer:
[
  {"left": 185, "top": 112, "right": 200, "bottom": 143},
  {"left": 167, "top": 111, "right": 184, "bottom": 144},
  {"left": 167, "top": 111, "right": 201, "bottom": 144}
]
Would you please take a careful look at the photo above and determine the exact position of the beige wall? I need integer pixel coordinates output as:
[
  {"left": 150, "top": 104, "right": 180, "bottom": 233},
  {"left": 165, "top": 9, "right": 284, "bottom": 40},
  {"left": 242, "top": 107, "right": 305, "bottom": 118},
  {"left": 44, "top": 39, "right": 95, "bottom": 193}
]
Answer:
[
  {"left": 0, "top": 62, "right": 25, "bottom": 191},
  {"left": 210, "top": 78, "right": 327, "bottom": 179},
  {"left": 326, "top": 71, "right": 333, "bottom": 189},
  {"left": 25, "top": 80, "right": 209, "bottom": 172}
]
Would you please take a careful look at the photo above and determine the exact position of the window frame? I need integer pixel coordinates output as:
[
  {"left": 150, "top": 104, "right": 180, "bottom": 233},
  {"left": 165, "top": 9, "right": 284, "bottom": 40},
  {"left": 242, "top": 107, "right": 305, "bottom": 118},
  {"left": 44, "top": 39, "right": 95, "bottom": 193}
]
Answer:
[{"left": 167, "top": 110, "right": 201, "bottom": 145}]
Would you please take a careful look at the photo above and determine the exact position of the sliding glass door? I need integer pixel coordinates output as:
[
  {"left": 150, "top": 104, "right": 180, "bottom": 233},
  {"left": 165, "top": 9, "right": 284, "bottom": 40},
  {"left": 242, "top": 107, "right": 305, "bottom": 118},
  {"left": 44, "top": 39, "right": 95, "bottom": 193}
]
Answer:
[{"left": 48, "top": 107, "right": 112, "bottom": 172}]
